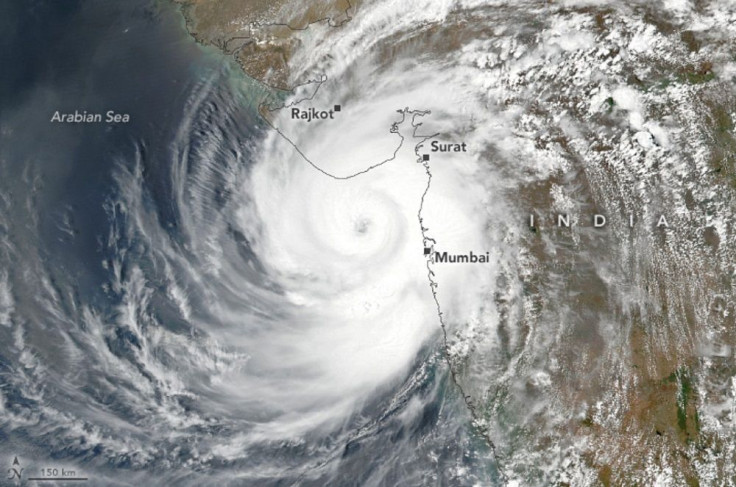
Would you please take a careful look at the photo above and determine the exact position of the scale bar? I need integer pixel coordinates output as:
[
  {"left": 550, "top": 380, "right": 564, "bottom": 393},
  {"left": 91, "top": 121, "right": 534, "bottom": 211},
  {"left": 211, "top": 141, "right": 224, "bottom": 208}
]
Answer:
[{"left": 27, "top": 478, "right": 88, "bottom": 481}]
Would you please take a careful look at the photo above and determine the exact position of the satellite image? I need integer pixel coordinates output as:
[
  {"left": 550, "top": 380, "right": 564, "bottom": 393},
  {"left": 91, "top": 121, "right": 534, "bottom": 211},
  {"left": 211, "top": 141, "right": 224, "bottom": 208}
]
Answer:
[{"left": 1, "top": 0, "right": 736, "bottom": 485}]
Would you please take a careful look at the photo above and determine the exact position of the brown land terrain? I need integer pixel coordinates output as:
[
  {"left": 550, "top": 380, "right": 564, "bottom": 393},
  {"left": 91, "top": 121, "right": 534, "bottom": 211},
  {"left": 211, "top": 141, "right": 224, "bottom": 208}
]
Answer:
[{"left": 175, "top": 0, "right": 353, "bottom": 90}]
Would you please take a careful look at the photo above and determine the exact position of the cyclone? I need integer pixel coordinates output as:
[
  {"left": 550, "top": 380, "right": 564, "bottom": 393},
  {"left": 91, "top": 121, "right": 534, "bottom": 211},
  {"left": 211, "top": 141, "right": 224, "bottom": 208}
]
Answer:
[
  {"left": 4, "top": 0, "right": 736, "bottom": 485},
  {"left": 0, "top": 0, "right": 501, "bottom": 484}
]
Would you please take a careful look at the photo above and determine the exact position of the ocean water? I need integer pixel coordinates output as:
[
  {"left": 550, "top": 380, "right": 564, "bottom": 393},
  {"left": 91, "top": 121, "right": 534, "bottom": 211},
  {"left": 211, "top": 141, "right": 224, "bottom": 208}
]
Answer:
[{"left": 0, "top": 1, "right": 497, "bottom": 485}]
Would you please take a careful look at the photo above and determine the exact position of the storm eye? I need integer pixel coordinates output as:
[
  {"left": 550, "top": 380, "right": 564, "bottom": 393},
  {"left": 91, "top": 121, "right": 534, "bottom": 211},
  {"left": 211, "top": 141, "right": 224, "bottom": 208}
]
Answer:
[{"left": 354, "top": 217, "right": 371, "bottom": 235}]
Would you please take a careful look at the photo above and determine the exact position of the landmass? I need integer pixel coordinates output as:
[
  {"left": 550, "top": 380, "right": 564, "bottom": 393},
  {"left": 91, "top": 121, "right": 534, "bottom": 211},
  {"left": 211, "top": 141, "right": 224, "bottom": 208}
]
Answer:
[{"left": 174, "top": 0, "right": 354, "bottom": 90}]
